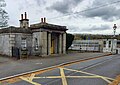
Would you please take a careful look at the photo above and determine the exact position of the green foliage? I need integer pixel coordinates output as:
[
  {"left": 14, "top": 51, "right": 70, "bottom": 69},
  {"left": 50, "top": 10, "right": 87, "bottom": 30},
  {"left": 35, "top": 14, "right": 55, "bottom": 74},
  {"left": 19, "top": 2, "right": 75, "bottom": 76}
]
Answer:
[
  {"left": 74, "top": 34, "right": 120, "bottom": 40},
  {"left": 0, "top": 0, "right": 9, "bottom": 28},
  {"left": 66, "top": 33, "right": 74, "bottom": 50}
]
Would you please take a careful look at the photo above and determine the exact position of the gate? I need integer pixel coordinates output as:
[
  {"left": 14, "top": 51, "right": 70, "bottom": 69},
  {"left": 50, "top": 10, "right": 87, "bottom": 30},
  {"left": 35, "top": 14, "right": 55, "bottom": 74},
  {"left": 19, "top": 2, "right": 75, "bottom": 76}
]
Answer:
[
  {"left": 12, "top": 47, "right": 20, "bottom": 59},
  {"left": 116, "top": 49, "right": 118, "bottom": 54}
]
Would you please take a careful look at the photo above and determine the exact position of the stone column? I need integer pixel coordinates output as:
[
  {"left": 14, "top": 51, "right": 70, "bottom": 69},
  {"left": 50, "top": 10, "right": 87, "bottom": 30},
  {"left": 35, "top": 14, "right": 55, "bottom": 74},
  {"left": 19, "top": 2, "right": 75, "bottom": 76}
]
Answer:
[
  {"left": 113, "top": 39, "right": 117, "bottom": 53},
  {"left": 48, "top": 32, "right": 51, "bottom": 55},
  {"left": 39, "top": 32, "right": 43, "bottom": 55},
  {"left": 63, "top": 33, "right": 66, "bottom": 54},
  {"left": 113, "top": 39, "right": 117, "bottom": 49},
  {"left": 106, "top": 40, "right": 109, "bottom": 48},
  {"left": 59, "top": 34, "right": 62, "bottom": 54},
  {"left": 41, "top": 32, "right": 47, "bottom": 56},
  {"left": 54, "top": 37, "right": 58, "bottom": 54}
]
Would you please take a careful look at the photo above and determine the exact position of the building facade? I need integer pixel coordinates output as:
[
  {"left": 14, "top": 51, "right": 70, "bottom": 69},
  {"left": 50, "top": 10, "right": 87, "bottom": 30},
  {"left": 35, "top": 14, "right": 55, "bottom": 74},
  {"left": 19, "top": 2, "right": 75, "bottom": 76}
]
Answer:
[
  {"left": 0, "top": 12, "right": 67, "bottom": 57},
  {"left": 103, "top": 39, "right": 120, "bottom": 54},
  {"left": 69, "top": 40, "right": 104, "bottom": 52}
]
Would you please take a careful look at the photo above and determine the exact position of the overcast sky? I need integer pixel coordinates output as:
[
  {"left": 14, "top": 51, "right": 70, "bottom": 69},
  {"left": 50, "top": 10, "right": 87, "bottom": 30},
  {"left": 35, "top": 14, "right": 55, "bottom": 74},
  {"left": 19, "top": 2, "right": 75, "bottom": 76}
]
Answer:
[{"left": 4, "top": 0, "right": 120, "bottom": 34}]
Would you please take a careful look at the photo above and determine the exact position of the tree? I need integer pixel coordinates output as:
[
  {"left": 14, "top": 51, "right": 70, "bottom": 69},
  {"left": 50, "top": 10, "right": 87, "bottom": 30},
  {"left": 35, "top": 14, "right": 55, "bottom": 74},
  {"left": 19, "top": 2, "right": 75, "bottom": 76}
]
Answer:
[
  {"left": 66, "top": 33, "right": 74, "bottom": 51},
  {"left": 0, "top": 0, "right": 9, "bottom": 28}
]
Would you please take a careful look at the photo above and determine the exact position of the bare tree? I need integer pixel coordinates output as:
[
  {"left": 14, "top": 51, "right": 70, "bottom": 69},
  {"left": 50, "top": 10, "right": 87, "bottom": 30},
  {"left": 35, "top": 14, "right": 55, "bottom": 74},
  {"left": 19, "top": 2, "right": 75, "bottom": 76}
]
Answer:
[{"left": 0, "top": 0, "right": 9, "bottom": 28}]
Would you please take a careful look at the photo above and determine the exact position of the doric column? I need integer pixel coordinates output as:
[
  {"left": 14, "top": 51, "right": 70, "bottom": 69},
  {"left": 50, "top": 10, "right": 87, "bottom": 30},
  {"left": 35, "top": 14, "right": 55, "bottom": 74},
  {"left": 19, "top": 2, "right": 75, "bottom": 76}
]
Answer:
[
  {"left": 59, "top": 34, "right": 62, "bottom": 54},
  {"left": 41, "top": 32, "right": 47, "bottom": 55},
  {"left": 48, "top": 32, "right": 51, "bottom": 55},
  {"left": 113, "top": 39, "right": 117, "bottom": 49},
  {"left": 106, "top": 40, "right": 109, "bottom": 48},
  {"left": 63, "top": 33, "right": 66, "bottom": 54}
]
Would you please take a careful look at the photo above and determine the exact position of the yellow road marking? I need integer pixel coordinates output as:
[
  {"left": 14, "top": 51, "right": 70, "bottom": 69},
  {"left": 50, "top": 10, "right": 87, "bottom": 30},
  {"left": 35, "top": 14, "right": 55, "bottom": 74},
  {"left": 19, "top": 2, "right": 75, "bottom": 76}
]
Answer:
[
  {"left": 19, "top": 67, "right": 115, "bottom": 85},
  {"left": 63, "top": 68, "right": 114, "bottom": 82},
  {"left": 63, "top": 68, "right": 114, "bottom": 80},
  {"left": 101, "top": 77, "right": 112, "bottom": 84},
  {"left": 33, "top": 75, "right": 111, "bottom": 79},
  {"left": 34, "top": 76, "right": 62, "bottom": 79},
  {"left": 20, "top": 77, "right": 41, "bottom": 85},
  {"left": 33, "top": 76, "right": 102, "bottom": 79},
  {"left": 29, "top": 74, "right": 35, "bottom": 81},
  {"left": 66, "top": 76, "right": 102, "bottom": 78},
  {"left": 60, "top": 67, "right": 68, "bottom": 85}
]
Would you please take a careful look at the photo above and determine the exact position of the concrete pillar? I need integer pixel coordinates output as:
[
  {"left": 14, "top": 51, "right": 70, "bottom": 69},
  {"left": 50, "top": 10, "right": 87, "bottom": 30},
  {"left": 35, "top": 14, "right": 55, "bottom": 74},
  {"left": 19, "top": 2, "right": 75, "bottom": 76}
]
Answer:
[
  {"left": 59, "top": 34, "right": 62, "bottom": 54},
  {"left": 106, "top": 40, "right": 109, "bottom": 48},
  {"left": 48, "top": 32, "right": 51, "bottom": 55},
  {"left": 113, "top": 39, "right": 117, "bottom": 49},
  {"left": 63, "top": 33, "right": 66, "bottom": 54},
  {"left": 41, "top": 32, "right": 47, "bottom": 56},
  {"left": 54, "top": 37, "right": 58, "bottom": 54},
  {"left": 112, "top": 39, "right": 117, "bottom": 53}
]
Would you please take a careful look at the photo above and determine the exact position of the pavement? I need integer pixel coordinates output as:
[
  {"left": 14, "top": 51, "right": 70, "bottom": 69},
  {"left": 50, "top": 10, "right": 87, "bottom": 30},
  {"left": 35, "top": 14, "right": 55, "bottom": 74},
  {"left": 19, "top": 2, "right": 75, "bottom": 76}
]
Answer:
[{"left": 0, "top": 52, "right": 110, "bottom": 79}]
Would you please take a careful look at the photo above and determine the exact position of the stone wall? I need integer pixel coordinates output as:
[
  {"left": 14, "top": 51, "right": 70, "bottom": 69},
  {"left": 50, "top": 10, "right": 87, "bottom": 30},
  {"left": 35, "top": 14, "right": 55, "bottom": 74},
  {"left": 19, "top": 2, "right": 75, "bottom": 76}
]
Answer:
[
  {"left": 0, "top": 33, "right": 32, "bottom": 56},
  {"left": 14, "top": 33, "right": 32, "bottom": 56},
  {"left": 0, "top": 34, "right": 11, "bottom": 56},
  {"left": 32, "top": 32, "right": 42, "bottom": 55}
]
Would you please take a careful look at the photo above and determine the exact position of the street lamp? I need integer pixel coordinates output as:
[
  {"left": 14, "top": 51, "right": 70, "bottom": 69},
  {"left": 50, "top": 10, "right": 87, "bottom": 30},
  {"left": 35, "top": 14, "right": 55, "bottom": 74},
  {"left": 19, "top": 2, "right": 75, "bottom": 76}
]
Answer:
[
  {"left": 111, "top": 24, "right": 117, "bottom": 54},
  {"left": 113, "top": 24, "right": 117, "bottom": 38}
]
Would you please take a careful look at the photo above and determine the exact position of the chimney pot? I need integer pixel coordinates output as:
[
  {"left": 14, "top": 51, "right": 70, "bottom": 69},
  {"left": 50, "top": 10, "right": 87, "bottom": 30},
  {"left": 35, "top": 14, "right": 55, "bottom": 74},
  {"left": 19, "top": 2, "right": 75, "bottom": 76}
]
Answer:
[
  {"left": 41, "top": 18, "right": 43, "bottom": 23},
  {"left": 44, "top": 17, "right": 46, "bottom": 23},
  {"left": 21, "top": 14, "right": 23, "bottom": 20},
  {"left": 25, "top": 12, "right": 27, "bottom": 19}
]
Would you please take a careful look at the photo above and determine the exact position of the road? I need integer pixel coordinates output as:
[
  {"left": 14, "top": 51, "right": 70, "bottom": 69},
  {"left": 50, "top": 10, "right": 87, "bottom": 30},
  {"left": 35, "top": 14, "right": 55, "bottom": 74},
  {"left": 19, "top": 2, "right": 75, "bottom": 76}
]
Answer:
[
  {"left": 2, "top": 54, "right": 120, "bottom": 85},
  {"left": 0, "top": 53, "right": 109, "bottom": 79}
]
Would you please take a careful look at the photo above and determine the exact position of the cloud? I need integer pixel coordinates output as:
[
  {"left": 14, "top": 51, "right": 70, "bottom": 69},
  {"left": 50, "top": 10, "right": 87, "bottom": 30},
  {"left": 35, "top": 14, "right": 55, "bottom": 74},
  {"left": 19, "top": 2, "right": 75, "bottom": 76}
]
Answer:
[
  {"left": 68, "top": 25, "right": 80, "bottom": 32},
  {"left": 68, "top": 24, "right": 110, "bottom": 33},
  {"left": 17, "top": 0, "right": 46, "bottom": 11},
  {"left": 81, "top": 0, "right": 120, "bottom": 21},
  {"left": 35, "top": 0, "right": 46, "bottom": 6},
  {"left": 47, "top": 0, "right": 83, "bottom": 14},
  {"left": 83, "top": 25, "right": 111, "bottom": 32}
]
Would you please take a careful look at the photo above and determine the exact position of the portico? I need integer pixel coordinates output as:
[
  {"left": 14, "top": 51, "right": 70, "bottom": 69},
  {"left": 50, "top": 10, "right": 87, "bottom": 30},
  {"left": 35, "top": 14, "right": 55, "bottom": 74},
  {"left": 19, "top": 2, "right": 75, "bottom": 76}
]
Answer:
[{"left": 30, "top": 18, "right": 67, "bottom": 56}]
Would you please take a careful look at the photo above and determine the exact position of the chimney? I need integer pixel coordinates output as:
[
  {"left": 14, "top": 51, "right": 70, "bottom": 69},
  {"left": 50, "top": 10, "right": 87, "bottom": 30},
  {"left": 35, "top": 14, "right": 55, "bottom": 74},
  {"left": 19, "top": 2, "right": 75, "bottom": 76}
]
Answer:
[
  {"left": 43, "top": 17, "right": 46, "bottom": 23},
  {"left": 20, "top": 12, "right": 29, "bottom": 28},
  {"left": 41, "top": 18, "right": 43, "bottom": 23},
  {"left": 21, "top": 14, "right": 23, "bottom": 20},
  {"left": 25, "top": 12, "right": 27, "bottom": 19}
]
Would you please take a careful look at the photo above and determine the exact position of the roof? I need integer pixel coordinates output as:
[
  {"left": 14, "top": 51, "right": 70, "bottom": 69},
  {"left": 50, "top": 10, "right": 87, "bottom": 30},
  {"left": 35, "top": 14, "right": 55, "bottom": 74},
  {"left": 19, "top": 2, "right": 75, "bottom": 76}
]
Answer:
[
  {"left": 30, "top": 23, "right": 68, "bottom": 31},
  {"left": 0, "top": 26, "right": 32, "bottom": 34}
]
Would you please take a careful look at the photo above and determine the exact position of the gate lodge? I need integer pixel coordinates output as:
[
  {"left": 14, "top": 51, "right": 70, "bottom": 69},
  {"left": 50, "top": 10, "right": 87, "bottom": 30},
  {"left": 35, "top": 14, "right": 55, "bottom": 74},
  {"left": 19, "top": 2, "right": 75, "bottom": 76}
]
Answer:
[{"left": 0, "top": 12, "right": 67, "bottom": 57}]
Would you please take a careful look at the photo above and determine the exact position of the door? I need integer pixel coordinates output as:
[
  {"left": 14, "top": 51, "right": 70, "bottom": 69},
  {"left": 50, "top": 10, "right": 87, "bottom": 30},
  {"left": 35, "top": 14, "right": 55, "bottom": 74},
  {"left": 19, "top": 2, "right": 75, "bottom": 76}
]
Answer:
[{"left": 51, "top": 39, "right": 54, "bottom": 54}]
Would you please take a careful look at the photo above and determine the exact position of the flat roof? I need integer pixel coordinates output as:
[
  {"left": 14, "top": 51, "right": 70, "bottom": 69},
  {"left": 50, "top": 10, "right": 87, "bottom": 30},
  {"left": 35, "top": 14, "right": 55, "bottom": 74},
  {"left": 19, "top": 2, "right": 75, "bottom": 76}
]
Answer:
[
  {"left": 30, "top": 23, "right": 68, "bottom": 31},
  {"left": 0, "top": 26, "right": 32, "bottom": 34}
]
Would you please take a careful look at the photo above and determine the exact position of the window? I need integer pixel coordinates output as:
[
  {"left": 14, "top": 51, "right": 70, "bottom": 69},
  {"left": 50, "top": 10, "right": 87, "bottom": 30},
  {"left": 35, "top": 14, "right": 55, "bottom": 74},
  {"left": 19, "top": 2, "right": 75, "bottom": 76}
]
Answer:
[
  {"left": 109, "top": 41, "right": 111, "bottom": 47},
  {"left": 34, "top": 38, "right": 38, "bottom": 50},
  {"left": 104, "top": 41, "right": 106, "bottom": 47},
  {"left": 117, "top": 41, "right": 120, "bottom": 48},
  {"left": 21, "top": 38, "right": 27, "bottom": 50}
]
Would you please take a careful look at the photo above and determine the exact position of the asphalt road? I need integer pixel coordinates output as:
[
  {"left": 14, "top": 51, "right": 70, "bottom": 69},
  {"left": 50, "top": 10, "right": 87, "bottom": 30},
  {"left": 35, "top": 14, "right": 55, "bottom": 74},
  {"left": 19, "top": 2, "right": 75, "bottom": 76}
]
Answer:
[
  {"left": 7, "top": 54, "right": 120, "bottom": 85},
  {"left": 0, "top": 53, "right": 108, "bottom": 79}
]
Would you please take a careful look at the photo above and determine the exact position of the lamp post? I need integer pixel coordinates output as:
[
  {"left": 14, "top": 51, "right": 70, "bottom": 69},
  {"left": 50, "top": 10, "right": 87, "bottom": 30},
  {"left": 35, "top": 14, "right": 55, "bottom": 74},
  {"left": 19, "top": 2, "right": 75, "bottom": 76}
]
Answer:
[
  {"left": 113, "top": 24, "right": 117, "bottom": 38},
  {"left": 112, "top": 24, "right": 117, "bottom": 54}
]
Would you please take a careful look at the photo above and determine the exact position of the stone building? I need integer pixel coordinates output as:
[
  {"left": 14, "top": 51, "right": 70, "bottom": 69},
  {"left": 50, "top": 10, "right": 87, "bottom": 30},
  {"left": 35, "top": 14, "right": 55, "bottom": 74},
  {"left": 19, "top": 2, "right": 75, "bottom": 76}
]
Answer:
[
  {"left": 0, "top": 12, "right": 67, "bottom": 57},
  {"left": 69, "top": 40, "right": 104, "bottom": 52},
  {"left": 103, "top": 39, "right": 120, "bottom": 54}
]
